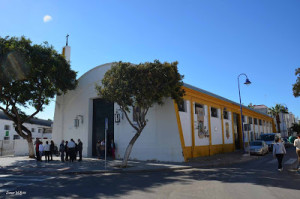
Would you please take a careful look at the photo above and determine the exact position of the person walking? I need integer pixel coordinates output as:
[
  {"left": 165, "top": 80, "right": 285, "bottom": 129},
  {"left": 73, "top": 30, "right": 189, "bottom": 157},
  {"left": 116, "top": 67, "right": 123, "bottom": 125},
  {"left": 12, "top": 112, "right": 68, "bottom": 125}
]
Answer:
[
  {"left": 100, "top": 139, "right": 105, "bottom": 159},
  {"left": 65, "top": 141, "right": 69, "bottom": 161},
  {"left": 294, "top": 133, "right": 300, "bottom": 172},
  {"left": 273, "top": 136, "right": 286, "bottom": 171},
  {"left": 77, "top": 139, "right": 83, "bottom": 161},
  {"left": 44, "top": 141, "right": 50, "bottom": 162},
  {"left": 96, "top": 140, "right": 101, "bottom": 159},
  {"left": 110, "top": 139, "right": 115, "bottom": 160},
  {"left": 38, "top": 142, "right": 44, "bottom": 162},
  {"left": 35, "top": 138, "right": 40, "bottom": 161},
  {"left": 59, "top": 140, "right": 65, "bottom": 162},
  {"left": 50, "top": 140, "right": 55, "bottom": 161},
  {"left": 67, "top": 139, "right": 76, "bottom": 162}
]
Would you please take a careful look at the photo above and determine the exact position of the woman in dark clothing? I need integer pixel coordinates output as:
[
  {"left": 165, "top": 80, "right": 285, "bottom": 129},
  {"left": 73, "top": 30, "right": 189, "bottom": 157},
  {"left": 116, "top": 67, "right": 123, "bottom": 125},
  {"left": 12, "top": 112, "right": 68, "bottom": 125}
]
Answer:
[
  {"left": 50, "top": 140, "right": 55, "bottom": 161},
  {"left": 65, "top": 141, "right": 69, "bottom": 161}
]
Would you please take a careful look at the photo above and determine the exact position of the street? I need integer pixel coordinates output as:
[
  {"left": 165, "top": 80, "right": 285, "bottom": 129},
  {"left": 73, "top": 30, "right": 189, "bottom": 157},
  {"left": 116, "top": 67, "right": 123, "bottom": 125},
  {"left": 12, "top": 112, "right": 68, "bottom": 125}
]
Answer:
[{"left": 1, "top": 147, "right": 299, "bottom": 199}]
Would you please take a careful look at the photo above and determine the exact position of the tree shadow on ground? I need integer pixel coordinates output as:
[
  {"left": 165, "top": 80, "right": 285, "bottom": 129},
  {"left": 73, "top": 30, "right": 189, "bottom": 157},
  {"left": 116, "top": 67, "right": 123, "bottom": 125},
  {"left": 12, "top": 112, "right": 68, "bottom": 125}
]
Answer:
[{"left": 4, "top": 163, "right": 299, "bottom": 199}]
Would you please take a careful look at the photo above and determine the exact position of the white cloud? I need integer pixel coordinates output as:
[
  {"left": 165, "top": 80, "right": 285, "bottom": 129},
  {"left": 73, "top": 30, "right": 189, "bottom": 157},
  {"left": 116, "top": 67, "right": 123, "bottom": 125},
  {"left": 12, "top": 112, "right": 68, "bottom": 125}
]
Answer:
[{"left": 43, "top": 15, "right": 52, "bottom": 23}]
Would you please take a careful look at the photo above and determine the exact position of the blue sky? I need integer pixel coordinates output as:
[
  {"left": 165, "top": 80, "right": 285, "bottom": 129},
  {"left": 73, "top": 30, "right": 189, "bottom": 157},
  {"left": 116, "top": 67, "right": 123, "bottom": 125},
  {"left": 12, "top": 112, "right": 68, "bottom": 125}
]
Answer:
[{"left": 1, "top": 0, "right": 300, "bottom": 120}]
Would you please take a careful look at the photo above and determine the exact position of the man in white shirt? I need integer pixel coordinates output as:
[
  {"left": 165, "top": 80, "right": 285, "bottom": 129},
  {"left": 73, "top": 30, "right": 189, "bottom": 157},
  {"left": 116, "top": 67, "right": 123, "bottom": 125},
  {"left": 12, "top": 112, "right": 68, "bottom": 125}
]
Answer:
[
  {"left": 43, "top": 141, "right": 50, "bottom": 162},
  {"left": 67, "top": 139, "right": 76, "bottom": 162},
  {"left": 294, "top": 133, "right": 300, "bottom": 171},
  {"left": 38, "top": 142, "right": 44, "bottom": 162}
]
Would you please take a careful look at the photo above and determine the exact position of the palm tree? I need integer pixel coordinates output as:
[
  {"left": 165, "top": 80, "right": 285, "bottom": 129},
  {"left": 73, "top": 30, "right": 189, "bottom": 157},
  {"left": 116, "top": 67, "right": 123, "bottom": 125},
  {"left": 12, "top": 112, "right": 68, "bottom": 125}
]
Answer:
[{"left": 268, "top": 104, "right": 288, "bottom": 133}]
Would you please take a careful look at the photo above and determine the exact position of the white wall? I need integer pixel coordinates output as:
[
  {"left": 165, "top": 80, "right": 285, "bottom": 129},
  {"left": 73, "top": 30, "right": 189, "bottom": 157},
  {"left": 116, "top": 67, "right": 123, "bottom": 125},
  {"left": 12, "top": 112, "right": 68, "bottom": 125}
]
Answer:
[
  {"left": 53, "top": 63, "right": 112, "bottom": 157},
  {"left": 210, "top": 108, "right": 222, "bottom": 145},
  {"left": 14, "top": 139, "right": 52, "bottom": 156},
  {"left": 115, "top": 100, "right": 184, "bottom": 162},
  {"left": 179, "top": 100, "right": 192, "bottom": 147}
]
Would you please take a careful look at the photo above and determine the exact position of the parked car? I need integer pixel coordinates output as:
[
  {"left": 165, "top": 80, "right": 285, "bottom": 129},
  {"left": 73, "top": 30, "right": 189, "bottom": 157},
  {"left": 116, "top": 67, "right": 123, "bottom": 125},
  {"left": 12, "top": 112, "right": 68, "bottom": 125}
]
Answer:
[{"left": 249, "top": 140, "right": 269, "bottom": 155}]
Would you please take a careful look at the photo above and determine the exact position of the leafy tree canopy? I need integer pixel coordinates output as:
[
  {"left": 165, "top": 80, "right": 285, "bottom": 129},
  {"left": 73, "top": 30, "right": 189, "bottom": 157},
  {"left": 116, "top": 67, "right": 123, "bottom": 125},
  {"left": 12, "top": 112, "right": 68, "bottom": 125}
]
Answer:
[
  {"left": 292, "top": 68, "right": 300, "bottom": 97},
  {"left": 98, "top": 60, "right": 185, "bottom": 113},
  {"left": 0, "top": 36, "right": 77, "bottom": 122},
  {"left": 0, "top": 36, "right": 77, "bottom": 157}
]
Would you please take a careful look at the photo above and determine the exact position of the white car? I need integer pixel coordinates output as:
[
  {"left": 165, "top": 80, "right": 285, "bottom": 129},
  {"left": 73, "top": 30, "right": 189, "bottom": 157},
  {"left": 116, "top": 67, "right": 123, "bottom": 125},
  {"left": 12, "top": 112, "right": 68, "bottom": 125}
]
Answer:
[{"left": 249, "top": 140, "right": 269, "bottom": 155}]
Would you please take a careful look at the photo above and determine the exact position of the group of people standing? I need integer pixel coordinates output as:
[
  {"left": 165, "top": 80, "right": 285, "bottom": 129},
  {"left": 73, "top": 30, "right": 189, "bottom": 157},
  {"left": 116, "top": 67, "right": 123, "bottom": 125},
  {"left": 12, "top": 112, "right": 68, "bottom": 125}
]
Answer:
[
  {"left": 35, "top": 139, "right": 56, "bottom": 162},
  {"left": 35, "top": 138, "right": 83, "bottom": 162},
  {"left": 59, "top": 139, "right": 83, "bottom": 162}
]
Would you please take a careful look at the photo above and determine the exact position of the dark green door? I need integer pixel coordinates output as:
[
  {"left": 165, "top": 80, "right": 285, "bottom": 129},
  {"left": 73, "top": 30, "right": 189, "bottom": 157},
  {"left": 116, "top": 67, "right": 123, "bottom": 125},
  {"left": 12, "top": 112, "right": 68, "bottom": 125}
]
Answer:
[{"left": 92, "top": 98, "right": 114, "bottom": 156}]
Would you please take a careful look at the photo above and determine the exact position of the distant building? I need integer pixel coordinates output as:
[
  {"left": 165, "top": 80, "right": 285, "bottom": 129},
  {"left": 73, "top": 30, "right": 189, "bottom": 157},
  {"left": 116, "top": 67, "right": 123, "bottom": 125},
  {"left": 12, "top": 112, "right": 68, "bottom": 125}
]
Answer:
[
  {"left": 279, "top": 112, "right": 296, "bottom": 137},
  {"left": 0, "top": 111, "right": 52, "bottom": 140},
  {"left": 251, "top": 104, "right": 296, "bottom": 137},
  {"left": 252, "top": 105, "right": 269, "bottom": 115}
]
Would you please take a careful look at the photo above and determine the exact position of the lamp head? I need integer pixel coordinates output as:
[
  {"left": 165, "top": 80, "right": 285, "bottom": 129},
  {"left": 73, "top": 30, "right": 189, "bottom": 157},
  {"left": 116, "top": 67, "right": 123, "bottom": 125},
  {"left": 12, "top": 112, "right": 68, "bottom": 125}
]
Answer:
[{"left": 244, "top": 78, "right": 251, "bottom": 85}]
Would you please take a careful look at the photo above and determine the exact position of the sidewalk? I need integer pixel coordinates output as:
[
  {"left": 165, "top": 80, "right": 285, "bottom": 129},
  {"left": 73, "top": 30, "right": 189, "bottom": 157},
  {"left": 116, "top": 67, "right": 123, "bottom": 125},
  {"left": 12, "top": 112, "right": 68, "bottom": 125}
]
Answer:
[{"left": 0, "top": 151, "right": 260, "bottom": 175}]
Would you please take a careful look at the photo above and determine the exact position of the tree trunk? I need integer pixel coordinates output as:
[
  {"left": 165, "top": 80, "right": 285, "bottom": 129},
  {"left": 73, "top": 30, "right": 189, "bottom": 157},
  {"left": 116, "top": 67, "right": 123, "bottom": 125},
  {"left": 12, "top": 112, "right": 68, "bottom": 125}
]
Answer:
[
  {"left": 276, "top": 115, "right": 281, "bottom": 133},
  {"left": 27, "top": 137, "right": 35, "bottom": 158},
  {"left": 121, "top": 131, "right": 141, "bottom": 167}
]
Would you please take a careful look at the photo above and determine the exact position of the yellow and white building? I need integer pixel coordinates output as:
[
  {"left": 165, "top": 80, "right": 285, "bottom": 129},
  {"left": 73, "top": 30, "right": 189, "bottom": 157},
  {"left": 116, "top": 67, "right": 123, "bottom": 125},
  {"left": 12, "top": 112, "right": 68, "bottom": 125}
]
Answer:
[{"left": 52, "top": 62, "right": 275, "bottom": 162}]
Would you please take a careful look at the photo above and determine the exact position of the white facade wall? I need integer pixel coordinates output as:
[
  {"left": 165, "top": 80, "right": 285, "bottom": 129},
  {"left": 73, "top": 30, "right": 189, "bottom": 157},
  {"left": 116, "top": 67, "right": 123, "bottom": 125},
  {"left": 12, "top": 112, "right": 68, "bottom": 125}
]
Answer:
[
  {"left": 115, "top": 100, "right": 183, "bottom": 162},
  {"left": 223, "top": 111, "right": 233, "bottom": 144},
  {"left": 52, "top": 63, "right": 184, "bottom": 162},
  {"left": 0, "top": 119, "right": 51, "bottom": 140},
  {"left": 179, "top": 100, "right": 192, "bottom": 147},
  {"left": 210, "top": 108, "right": 222, "bottom": 145},
  {"left": 53, "top": 63, "right": 113, "bottom": 157}
]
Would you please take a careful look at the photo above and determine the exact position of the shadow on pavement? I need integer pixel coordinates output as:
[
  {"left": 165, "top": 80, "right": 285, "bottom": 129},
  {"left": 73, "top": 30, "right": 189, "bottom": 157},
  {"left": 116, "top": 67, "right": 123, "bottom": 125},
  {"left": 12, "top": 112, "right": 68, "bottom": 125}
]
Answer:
[{"left": 7, "top": 164, "right": 299, "bottom": 198}]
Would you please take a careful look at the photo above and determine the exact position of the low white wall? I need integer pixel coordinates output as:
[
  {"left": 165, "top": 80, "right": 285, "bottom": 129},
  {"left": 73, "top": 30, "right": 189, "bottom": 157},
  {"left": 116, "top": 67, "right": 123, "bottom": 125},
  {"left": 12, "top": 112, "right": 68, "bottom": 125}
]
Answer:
[{"left": 14, "top": 139, "right": 52, "bottom": 156}]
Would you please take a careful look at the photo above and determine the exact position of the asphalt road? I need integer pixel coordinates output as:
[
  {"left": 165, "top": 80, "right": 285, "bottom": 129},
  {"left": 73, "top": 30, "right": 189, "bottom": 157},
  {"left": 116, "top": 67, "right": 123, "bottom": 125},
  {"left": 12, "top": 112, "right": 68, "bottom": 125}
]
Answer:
[{"left": 1, "top": 147, "right": 299, "bottom": 199}]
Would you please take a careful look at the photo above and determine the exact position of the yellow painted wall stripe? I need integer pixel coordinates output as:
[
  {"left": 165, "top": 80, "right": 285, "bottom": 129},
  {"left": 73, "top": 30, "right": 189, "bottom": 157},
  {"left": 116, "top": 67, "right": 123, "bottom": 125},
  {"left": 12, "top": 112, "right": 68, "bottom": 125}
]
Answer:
[{"left": 190, "top": 99, "right": 195, "bottom": 158}]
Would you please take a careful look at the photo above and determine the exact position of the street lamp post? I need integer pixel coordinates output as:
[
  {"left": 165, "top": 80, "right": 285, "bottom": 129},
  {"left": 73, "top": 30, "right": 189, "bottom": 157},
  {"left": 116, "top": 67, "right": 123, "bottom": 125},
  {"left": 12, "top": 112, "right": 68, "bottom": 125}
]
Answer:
[{"left": 238, "top": 73, "right": 251, "bottom": 153}]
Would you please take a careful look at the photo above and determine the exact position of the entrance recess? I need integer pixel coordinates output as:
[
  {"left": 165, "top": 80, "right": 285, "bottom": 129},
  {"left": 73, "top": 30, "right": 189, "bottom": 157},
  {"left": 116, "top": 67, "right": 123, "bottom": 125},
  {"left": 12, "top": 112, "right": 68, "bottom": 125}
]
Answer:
[
  {"left": 233, "top": 113, "right": 241, "bottom": 150},
  {"left": 92, "top": 98, "right": 114, "bottom": 156}
]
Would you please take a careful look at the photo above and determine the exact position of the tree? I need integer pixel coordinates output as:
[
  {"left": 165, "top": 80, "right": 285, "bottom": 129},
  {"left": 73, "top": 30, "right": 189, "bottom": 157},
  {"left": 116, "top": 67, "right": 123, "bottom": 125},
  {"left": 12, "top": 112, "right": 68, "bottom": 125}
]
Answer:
[
  {"left": 0, "top": 36, "right": 77, "bottom": 158},
  {"left": 96, "top": 60, "right": 185, "bottom": 167},
  {"left": 290, "top": 123, "right": 300, "bottom": 134},
  {"left": 268, "top": 104, "right": 288, "bottom": 133},
  {"left": 292, "top": 68, "right": 300, "bottom": 97}
]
